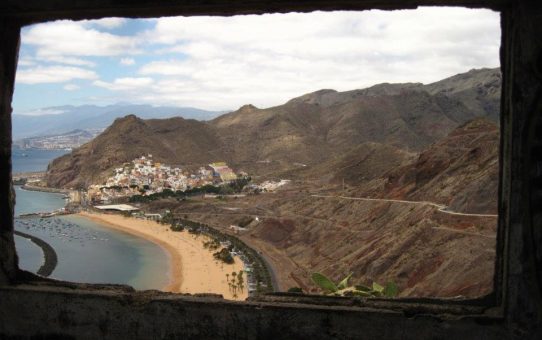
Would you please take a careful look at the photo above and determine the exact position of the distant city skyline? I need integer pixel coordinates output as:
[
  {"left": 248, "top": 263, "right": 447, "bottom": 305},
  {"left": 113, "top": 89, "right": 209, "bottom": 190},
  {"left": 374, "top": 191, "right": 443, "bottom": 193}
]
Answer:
[{"left": 13, "top": 7, "right": 500, "bottom": 115}]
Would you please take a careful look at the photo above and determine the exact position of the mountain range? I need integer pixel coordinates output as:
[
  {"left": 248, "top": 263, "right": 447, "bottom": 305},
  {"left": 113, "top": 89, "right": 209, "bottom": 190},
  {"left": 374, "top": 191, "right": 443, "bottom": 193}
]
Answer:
[
  {"left": 45, "top": 67, "right": 501, "bottom": 190},
  {"left": 12, "top": 104, "right": 225, "bottom": 139}
]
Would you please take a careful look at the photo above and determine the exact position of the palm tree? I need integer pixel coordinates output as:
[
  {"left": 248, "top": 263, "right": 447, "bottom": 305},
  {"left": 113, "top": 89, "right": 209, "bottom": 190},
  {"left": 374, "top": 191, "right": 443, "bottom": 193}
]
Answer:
[
  {"left": 237, "top": 270, "right": 244, "bottom": 293},
  {"left": 231, "top": 272, "right": 238, "bottom": 295}
]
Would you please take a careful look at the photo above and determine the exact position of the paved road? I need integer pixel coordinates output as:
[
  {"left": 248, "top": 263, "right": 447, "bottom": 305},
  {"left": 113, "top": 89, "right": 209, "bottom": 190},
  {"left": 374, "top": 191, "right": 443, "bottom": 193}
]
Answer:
[
  {"left": 311, "top": 194, "right": 498, "bottom": 218},
  {"left": 241, "top": 240, "right": 281, "bottom": 292}
]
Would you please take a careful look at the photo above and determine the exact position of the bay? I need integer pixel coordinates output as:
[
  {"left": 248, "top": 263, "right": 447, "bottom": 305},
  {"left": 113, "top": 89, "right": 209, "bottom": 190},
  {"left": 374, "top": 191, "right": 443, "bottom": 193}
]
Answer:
[
  {"left": 13, "top": 185, "right": 170, "bottom": 290},
  {"left": 12, "top": 146, "right": 69, "bottom": 173}
]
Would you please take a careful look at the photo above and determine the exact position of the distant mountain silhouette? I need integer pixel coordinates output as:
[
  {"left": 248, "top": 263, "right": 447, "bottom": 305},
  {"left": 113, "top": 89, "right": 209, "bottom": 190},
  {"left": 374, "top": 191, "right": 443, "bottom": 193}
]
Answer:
[{"left": 12, "top": 104, "right": 225, "bottom": 139}]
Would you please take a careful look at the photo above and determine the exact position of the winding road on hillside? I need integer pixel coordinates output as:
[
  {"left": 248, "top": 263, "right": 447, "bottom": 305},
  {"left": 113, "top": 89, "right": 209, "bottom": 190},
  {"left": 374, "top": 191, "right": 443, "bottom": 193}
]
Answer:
[
  {"left": 311, "top": 194, "right": 497, "bottom": 238},
  {"left": 310, "top": 194, "right": 498, "bottom": 218},
  {"left": 172, "top": 191, "right": 497, "bottom": 290},
  {"left": 175, "top": 193, "right": 497, "bottom": 239}
]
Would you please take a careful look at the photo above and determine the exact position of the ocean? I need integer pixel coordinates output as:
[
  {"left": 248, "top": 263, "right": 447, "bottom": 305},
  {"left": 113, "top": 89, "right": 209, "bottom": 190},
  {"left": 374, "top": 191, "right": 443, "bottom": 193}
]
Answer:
[
  {"left": 13, "top": 149, "right": 170, "bottom": 290},
  {"left": 12, "top": 146, "right": 69, "bottom": 173}
]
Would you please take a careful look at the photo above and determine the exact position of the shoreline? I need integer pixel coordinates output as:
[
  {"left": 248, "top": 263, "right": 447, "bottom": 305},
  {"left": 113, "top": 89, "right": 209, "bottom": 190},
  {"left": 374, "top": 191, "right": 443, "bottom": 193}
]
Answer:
[
  {"left": 20, "top": 184, "right": 70, "bottom": 195},
  {"left": 79, "top": 211, "right": 183, "bottom": 293},
  {"left": 13, "top": 171, "right": 45, "bottom": 178},
  {"left": 14, "top": 230, "right": 58, "bottom": 277},
  {"left": 78, "top": 211, "right": 247, "bottom": 300}
]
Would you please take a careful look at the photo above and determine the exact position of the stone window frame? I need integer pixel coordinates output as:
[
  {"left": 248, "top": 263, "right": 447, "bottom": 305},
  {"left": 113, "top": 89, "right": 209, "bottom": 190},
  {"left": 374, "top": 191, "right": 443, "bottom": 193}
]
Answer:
[{"left": 0, "top": 1, "right": 541, "bottom": 338}]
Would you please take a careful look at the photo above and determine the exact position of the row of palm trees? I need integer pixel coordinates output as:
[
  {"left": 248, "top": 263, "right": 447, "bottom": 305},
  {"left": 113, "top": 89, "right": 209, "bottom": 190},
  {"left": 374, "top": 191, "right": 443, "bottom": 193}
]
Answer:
[
  {"left": 226, "top": 270, "right": 245, "bottom": 298},
  {"left": 168, "top": 216, "right": 274, "bottom": 294}
]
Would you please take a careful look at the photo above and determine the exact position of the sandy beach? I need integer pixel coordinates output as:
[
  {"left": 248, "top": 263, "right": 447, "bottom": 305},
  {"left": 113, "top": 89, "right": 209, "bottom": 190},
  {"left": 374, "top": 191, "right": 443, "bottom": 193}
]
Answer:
[{"left": 78, "top": 211, "right": 247, "bottom": 300}]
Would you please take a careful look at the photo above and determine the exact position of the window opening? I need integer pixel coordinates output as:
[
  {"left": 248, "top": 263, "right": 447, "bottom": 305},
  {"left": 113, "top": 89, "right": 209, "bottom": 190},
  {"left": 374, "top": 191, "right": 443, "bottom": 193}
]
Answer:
[{"left": 11, "top": 7, "right": 501, "bottom": 301}]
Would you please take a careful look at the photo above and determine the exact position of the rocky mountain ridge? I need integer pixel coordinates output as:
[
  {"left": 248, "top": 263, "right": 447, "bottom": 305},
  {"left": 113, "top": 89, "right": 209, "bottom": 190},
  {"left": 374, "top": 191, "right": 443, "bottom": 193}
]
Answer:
[{"left": 45, "top": 67, "right": 501, "bottom": 190}]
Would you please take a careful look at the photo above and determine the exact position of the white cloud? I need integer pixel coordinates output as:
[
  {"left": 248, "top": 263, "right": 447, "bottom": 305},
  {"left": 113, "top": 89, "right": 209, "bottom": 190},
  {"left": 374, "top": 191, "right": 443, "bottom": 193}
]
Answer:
[
  {"left": 16, "top": 65, "right": 98, "bottom": 84},
  {"left": 139, "top": 60, "right": 191, "bottom": 76},
  {"left": 16, "top": 108, "right": 65, "bottom": 116},
  {"left": 42, "top": 55, "right": 96, "bottom": 67},
  {"left": 17, "top": 58, "right": 36, "bottom": 67},
  {"left": 93, "top": 77, "right": 154, "bottom": 91},
  {"left": 22, "top": 20, "right": 139, "bottom": 58},
  {"left": 63, "top": 83, "right": 80, "bottom": 91},
  {"left": 91, "top": 18, "right": 127, "bottom": 29},
  {"left": 120, "top": 57, "right": 136, "bottom": 66},
  {"left": 135, "top": 8, "right": 500, "bottom": 109},
  {"left": 15, "top": 8, "right": 500, "bottom": 111}
]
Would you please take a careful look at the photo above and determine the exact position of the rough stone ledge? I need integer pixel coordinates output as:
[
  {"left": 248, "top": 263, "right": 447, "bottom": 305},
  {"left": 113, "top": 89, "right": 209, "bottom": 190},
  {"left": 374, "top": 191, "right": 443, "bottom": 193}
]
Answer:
[
  {"left": 0, "top": 283, "right": 506, "bottom": 339},
  {"left": 0, "top": 0, "right": 509, "bottom": 25},
  {"left": 253, "top": 292, "right": 501, "bottom": 317},
  {"left": 12, "top": 270, "right": 503, "bottom": 319},
  {"left": 6, "top": 275, "right": 503, "bottom": 321}
]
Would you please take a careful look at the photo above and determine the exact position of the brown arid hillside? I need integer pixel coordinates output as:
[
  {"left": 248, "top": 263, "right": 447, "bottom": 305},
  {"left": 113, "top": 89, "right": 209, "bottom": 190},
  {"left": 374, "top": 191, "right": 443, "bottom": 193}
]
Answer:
[
  {"left": 149, "top": 117, "right": 499, "bottom": 298},
  {"left": 424, "top": 68, "right": 501, "bottom": 122},
  {"left": 46, "top": 68, "right": 500, "bottom": 188},
  {"left": 359, "top": 118, "right": 499, "bottom": 215},
  {"left": 46, "top": 115, "right": 222, "bottom": 188},
  {"left": 162, "top": 183, "right": 497, "bottom": 298},
  {"left": 247, "top": 195, "right": 496, "bottom": 298},
  {"left": 282, "top": 142, "right": 417, "bottom": 186},
  {"left": 210, "top": 86, "right": 479, "bottom": 171}
]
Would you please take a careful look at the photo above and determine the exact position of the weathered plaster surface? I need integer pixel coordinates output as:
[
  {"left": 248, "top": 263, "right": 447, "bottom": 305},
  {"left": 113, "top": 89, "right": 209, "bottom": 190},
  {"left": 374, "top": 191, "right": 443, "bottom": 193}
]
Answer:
[
  {"left": 0, "top": 284, "right": 506, "bottom": 340},
  {"left": 0, "top": 18, "right": 19, "bottom": 286},
  {"left": 0, "top": 0, "right": 509, "bottom": 23}
]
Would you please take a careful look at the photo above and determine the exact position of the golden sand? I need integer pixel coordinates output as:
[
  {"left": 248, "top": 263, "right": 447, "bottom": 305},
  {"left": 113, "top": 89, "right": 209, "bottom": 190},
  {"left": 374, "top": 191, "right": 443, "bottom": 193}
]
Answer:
[{"left": 78, "top": 211, "right": 247, "bottom": 300}]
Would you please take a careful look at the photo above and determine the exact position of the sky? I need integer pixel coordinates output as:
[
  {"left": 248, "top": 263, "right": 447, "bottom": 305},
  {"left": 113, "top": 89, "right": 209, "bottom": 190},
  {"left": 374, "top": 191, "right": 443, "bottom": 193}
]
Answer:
[{"left": 12, "top": 7, "right": 500, "bottom": 115}]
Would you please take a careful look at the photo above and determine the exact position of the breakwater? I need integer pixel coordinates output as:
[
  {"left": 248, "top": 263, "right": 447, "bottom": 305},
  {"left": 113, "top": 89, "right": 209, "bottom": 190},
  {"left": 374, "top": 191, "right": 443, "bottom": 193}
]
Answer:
[
  {"left": 21, "top": 184, "right": 70, "bottom": 194},
  {"left": 18, "top": 210, "right": 71, "bottom": 219},
  {"left": 14, "top": 230, "right": 57, "bottom": 277}
]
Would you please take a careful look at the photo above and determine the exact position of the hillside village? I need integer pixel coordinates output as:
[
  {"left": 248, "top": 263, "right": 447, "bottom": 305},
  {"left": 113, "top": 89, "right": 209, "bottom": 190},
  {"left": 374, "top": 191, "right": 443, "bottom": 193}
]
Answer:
[
  {"left": 84, "top": 155, "right": 290, "bottom": 205},
  {"left": 86, "top": 155, "right": 245, "bottom": 203}
]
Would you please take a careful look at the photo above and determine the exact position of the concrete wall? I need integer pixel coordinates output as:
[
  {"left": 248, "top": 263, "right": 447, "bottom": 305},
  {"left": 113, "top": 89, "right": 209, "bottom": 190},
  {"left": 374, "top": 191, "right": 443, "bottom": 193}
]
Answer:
[{"left": 1, "top": 0, "right": 541, "bottom": 338}]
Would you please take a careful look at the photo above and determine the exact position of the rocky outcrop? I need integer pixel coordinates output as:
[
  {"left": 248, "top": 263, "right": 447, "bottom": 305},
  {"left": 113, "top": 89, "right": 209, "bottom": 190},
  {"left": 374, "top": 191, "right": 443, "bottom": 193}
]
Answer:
[{"left": 378, "top": 118, "right": 499, "bottom": 214}]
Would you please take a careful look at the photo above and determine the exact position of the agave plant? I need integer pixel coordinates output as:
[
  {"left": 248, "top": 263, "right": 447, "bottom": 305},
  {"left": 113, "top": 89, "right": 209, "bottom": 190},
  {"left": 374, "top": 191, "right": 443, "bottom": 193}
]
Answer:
[{"left": 311, "top": 272, "right": 398, "bottom": 298}]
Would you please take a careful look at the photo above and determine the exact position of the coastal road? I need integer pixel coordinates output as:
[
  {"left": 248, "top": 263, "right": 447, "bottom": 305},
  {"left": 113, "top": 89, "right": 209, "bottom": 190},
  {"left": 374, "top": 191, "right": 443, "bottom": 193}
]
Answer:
[
  {"left": 240, "top": 238, "right": 281, "bottom": 292},
  {"left": 310, "top": 194, "right": 497, "bottom": 238},
  {"left": 311, "top": 194, "right": 498, "bottom": 218}
]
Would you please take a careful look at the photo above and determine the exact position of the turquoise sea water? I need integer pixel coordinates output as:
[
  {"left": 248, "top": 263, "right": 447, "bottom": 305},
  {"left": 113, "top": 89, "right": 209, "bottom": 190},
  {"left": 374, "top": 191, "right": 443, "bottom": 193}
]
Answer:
[{"left": 13, "top": 151, "right": 170, "bottom": 290}]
